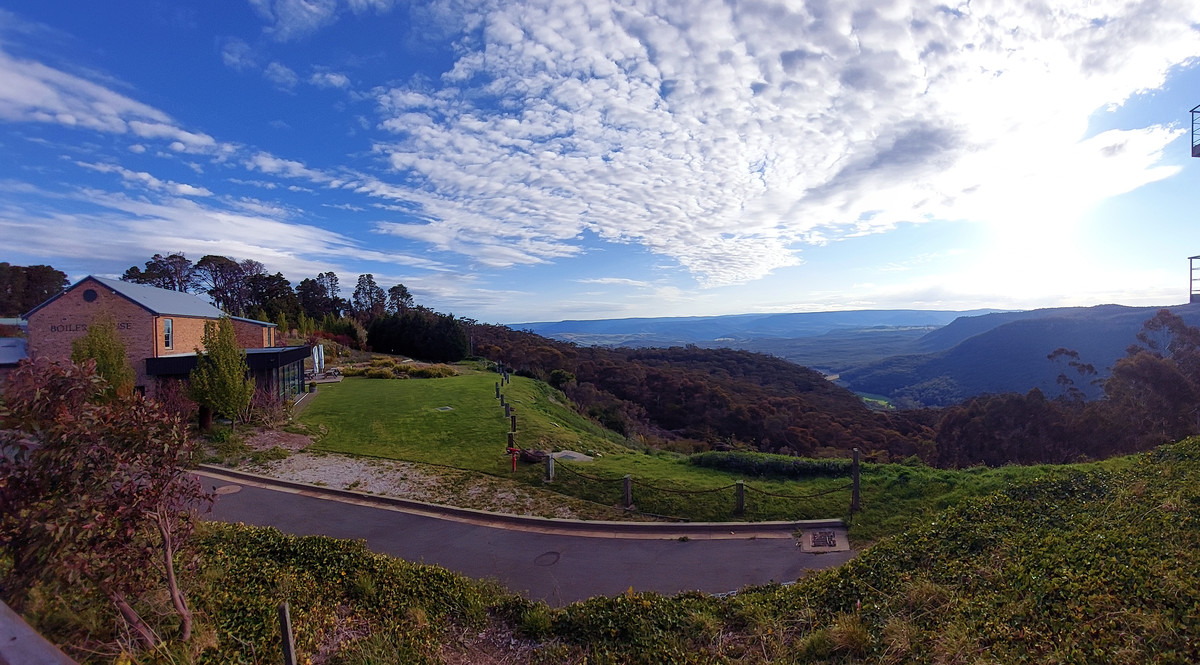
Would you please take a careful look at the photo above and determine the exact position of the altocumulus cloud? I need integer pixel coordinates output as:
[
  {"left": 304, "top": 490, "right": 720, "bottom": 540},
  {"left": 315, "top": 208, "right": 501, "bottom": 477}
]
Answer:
[{"left": 367, "top": 0, "right": 1200, "bottom": 286}]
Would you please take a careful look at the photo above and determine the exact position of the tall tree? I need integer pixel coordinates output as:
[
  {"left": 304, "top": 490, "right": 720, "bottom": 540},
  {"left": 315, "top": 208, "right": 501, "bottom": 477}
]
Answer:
[
  {"left": 387, "top": 283, "right": 414, "bottom": 315},
  {"left": 189, "top": 317, "right": 254, "bottom": 430},
  {"left": 297, "top": 278, "right": 326, "bottom": 320},
  {"left": 352, "top": 273, "right": 386, "bottom": 321},
  {"left": 0, "top": 262, "right": 68, "bottom": 316},
  {"left": 122, "top": 253, "right": 196, "bottom": 292},
  {"left": 70, "top": 313, "right": 135, "bottom": 397},
  {"left": 194, "top": 254, "right": 246, "bottom": 313},
  {"left": 244, "top": 271, "right": 299, "bottom": 322}
]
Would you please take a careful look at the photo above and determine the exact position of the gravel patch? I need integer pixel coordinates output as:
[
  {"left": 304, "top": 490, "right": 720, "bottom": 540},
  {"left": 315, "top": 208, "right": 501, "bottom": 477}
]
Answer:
[{"left": 238, "top": 428, "right": 631, "bottom": 521}]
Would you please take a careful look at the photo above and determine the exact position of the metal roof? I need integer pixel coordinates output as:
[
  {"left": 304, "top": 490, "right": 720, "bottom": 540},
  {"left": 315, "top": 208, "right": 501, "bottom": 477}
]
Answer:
[
  {"left": 25, "top": 276, "right": 228, "bottom": 319},
  {"left": 0, "top": 337, "right": 28, "bottom": 366},
  {"left": 231, "top": 315, "right": 276, "bottom": 327},
  {"left": 87, "top": 276, "right": 226, "bottom": 317}
]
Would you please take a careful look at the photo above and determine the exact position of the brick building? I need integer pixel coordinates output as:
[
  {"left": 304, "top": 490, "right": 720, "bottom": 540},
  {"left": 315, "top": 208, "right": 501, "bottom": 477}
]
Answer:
[{"left": 23, "top": 276, "right": 308, "bottom": 397}]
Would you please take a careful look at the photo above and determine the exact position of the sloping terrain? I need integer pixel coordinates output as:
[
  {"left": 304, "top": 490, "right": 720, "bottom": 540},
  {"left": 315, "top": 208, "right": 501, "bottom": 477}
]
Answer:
[
  {"left": 26, "top": 437, "right": 1195, "bottom": 663},
  {"left": 840, "top": 303, "right": 1200, "bottom": 406}
]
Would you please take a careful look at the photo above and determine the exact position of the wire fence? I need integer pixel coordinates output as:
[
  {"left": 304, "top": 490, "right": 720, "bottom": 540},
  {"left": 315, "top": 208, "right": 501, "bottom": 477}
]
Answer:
[
  {"left": 493, "top": 373, "right": 861, "bottom": 520},
  {"left": 554, "top": 458, "right": 858, "bottom": 520}
]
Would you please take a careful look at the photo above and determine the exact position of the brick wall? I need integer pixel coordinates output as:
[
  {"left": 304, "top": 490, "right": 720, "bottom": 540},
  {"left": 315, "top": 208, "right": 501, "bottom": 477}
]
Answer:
[
  {"left": 158, "top": 315, "right": 210, "bottom": 356},
  {"left": 232, "top": 319, "right": 273, "bottom": 349},
  {"left": 26, "top": 279, "right": 157, "bottom": 390}
]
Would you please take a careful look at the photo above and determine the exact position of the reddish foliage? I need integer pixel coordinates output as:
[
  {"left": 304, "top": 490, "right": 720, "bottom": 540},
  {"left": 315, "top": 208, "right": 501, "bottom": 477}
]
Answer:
[{"left": 0, "top": 358, "right": 213, "bottom": 649}]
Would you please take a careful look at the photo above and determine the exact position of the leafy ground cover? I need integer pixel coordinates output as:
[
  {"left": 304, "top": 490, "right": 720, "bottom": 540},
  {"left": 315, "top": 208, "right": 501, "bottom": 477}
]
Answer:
[{"left": 20, "top": 437, "right": 1198, "bottom": 663}]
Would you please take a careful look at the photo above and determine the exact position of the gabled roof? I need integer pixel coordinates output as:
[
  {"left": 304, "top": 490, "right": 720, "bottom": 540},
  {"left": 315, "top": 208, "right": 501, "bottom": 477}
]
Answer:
[{"left": 25, "top": 275, "right": 226, "bottom": 319}]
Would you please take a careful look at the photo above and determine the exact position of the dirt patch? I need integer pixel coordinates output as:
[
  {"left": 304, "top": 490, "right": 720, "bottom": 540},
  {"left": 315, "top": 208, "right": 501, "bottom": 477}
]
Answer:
[
  {"left": 235, "top": 428, "right": 634, "bottom": 521},
  {"left": 243, "top": 429, "right": 313, "bottom": 452}
]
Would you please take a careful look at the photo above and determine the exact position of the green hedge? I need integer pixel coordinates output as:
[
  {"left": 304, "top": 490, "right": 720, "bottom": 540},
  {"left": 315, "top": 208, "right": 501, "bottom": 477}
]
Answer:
[{"left": 689, "top": 450, "right": 853, "bottom": 478}]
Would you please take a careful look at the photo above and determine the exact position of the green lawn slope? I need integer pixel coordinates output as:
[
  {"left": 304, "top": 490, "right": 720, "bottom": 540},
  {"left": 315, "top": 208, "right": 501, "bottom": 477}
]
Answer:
[
  {"left": 299, "top": 374, "right": 628, "bottom": 474},
  {"left": 296, "top": 372, "right": 1132, "bottom": 544}
]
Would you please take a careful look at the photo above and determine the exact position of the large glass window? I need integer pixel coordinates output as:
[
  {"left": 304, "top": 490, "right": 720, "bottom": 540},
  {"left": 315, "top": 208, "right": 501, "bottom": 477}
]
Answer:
[{"left": 163, "top": 318, "right": 173, "bottom": 349}]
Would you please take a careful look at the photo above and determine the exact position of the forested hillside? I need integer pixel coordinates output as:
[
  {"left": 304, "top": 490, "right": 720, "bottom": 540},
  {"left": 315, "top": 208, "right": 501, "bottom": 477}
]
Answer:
[
  {"left": 474, "top": 308, "right": 1200, "bottom": 468},
  {"left": 473, "top": 322, "right": 936, "bottom": 458}
]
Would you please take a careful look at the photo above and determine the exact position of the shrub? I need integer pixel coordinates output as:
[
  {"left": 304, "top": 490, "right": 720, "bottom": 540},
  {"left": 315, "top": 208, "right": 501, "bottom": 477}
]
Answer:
[
  {"left": 154, "top": 377, "right": 197, "bottom": 423},
  {"left": 690, "top": 450, "right": 853, "bottom": 478},
  {"left": 248, "top": 387, "right": 292, "bottom": 429},
  {"left": 402, "top": 364, "right": 456, "bottom": 379}
]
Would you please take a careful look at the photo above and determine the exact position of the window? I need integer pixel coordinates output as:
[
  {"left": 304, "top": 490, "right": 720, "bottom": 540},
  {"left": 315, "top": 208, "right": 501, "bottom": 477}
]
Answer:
[{"left": 163, "top": 318, "right": 173, "bottom": 349}]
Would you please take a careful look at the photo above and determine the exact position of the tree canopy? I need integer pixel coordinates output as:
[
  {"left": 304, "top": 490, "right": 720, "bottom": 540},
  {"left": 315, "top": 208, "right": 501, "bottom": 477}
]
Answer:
[
  {"left": 189, "top": 317, "right": 255, "bottom": 427},
  {"left": 0, "top": 262, "right": 67, "bottom": 316},
  {"left": 70, "top": 312, "right": 135, "bottom": 397}
]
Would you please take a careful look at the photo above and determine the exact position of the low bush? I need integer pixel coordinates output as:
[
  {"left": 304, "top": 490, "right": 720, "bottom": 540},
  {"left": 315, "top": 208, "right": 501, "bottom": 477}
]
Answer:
[
  {"left": 690, "top": 450, "right": 854, "bottom": 478},
  {"left": 399, "top": 364, "right": 456, "bottom": 378}
]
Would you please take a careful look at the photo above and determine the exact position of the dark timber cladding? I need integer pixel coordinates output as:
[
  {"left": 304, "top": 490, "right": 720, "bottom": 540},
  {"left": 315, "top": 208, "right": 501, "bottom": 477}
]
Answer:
[{"left": 147, "top": 346, "right": 310, "bottom": 397}]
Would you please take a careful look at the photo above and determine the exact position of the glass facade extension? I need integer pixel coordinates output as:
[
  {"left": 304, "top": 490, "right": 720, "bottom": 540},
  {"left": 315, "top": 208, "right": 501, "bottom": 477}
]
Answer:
[
  {"left": 146, "top": 346, "right": 311, "bottom": 399},
  {"left": 263, "top": 356, "right": 305, "bottom": 398}
]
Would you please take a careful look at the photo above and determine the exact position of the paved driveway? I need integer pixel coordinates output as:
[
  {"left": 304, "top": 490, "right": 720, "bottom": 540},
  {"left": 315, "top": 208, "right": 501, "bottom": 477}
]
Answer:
[{"left": 199, "top": 470, "right": 857, "bottom": 606}]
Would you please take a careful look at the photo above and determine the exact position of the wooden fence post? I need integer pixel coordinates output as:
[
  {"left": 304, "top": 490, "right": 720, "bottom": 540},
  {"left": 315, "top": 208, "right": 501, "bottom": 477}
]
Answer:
[
  {"left": 278, "top": 602, "right": 296, "bottom": 665},
  {"left": 495, "top": 382, "right": 500, "bottom": 398},
  {"left": 624, "top": 475, "right": 633, "bottom": 509},
  {"left": 511, "top": 414, "right": 517, "bottom": 432},
  {"left": 735, "top": 480, "right": 745, "bottom": 516},
  {"left": 545, "top": 454, "right": 554, "bottom": 481},
  {"left": 851, "top": 448, "right": 861, "bottom": 514}
]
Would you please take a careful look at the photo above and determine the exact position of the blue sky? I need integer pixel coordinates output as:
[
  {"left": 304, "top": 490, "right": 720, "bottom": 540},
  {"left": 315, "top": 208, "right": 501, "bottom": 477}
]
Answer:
[{"left": 1, "top": 0, "right": 1199, "bottom": 324}]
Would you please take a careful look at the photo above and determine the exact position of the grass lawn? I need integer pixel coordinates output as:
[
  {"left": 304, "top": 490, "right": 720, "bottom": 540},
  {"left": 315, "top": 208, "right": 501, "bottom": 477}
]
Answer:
[
  {"left": 297, "top": 370, "right": 1135, "bottom": 542},
  {"left": 299, "top": 373, "right": 627, "bottom": 476}
]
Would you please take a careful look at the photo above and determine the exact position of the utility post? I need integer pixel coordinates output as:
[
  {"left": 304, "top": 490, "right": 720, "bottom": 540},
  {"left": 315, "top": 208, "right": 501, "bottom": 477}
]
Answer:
[{"left": 851, "top": 448, "right": 861, "bottom": 514}]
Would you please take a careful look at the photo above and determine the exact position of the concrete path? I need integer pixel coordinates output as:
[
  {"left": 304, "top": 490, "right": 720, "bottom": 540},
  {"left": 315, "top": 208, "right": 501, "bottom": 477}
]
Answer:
[{"left": 197, "top": 469, "right": 857, "bottom": 606}]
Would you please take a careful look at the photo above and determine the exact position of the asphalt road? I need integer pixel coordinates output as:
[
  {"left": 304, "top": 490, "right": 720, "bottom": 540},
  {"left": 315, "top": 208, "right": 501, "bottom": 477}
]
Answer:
[{"left": 201, "top": 473, "right": 857, "bottom": 606}]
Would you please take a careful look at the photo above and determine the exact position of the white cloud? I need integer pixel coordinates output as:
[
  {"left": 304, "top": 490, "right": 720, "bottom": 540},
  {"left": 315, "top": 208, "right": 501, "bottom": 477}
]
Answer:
[
  {"left": 0, "top": 44, "right": 236, "bottom": 157},
  {"left": 310, "top": 70, "right": 350, "bottom": 88},
  {"left": 251, "top": 0, "right": 397, "bottom": 42},
  {"left": 0, "top": 182, "right": 446, "bottom": 279},
  {"left": 75, "top": 160, "right": 213, "bottom": 197},
  {"left": 128, "top": 120, "right": 221, "bottom": 154},
  {"left": 576, "top": 277, "right": 652, "bottom": 288},
  {"left": 263, "top": 61, "right": 299, "bottom": 90},
  {"left": 245, "top": 151, "right": 329, "bottom": 181},
  {"left": 360, "top": 0, "right": 1200, "bottom": 287},
  {"left": 0, "top": 45, "right": 170, "bottom": 133},
  {"left": 220, "top": 37, "right": 258, "bottom": 71}
]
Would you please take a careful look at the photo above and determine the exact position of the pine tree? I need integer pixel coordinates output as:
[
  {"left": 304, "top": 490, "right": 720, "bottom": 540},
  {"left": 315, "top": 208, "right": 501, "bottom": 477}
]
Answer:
[
  {"left": 189, "top": 317, "right": 254, "bottom": 430},
  {"left": 273, "top": 310, "right": 289, "bottom": 340},
  {"left": 70, "top": 312, "right": 135, "bottom": 397}
]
